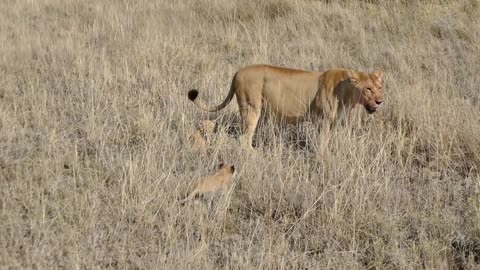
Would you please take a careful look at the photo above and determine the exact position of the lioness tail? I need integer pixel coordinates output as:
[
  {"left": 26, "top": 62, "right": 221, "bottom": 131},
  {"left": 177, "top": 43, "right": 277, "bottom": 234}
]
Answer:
[{"left": 187, "top": 79, "right": 235, "bottom": 112}]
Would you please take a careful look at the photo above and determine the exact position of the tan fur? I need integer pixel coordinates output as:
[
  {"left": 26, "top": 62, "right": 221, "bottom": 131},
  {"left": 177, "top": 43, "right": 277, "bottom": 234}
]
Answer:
[
  {"left": 180, "top": 163, "right": 235, "bottom": 204},
  {"left": 188, "top": 64, "right": 384, "bottom": 149},
  {"left": 189, "top": 120, "right": 217, "bottom": 152}
]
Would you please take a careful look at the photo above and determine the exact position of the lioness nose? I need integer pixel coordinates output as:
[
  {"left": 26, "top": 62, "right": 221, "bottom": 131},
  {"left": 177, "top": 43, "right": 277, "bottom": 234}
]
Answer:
[{"left": 375, "top": 100, "right": 383, "bottom": 105}]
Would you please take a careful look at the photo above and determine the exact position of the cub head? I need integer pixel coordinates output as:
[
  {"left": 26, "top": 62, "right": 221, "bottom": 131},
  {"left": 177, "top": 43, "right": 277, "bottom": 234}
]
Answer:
[
  {"left": 189, "top": 120, "right": 217, "bottom": 152},
  {"left": 351, "top": 70, "right": 384, "bottom": 114},
  {"left": 200, "top": 120, "right": 217, "bottom": 135},
  {"left": 218, "top": 163, "right": 235, "bottom": 174}
]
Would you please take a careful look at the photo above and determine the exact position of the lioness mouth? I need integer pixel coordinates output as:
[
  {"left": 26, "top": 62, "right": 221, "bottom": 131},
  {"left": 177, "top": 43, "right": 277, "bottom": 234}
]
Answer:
[{"left": 365, "top": 106, "right": 377, "bottom": 114}]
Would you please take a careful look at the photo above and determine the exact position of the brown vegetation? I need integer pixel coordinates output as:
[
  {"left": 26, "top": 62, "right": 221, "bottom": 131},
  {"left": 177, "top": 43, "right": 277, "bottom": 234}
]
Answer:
[{"left": 1, "top": 0, "right": 480, "bottom": 268}]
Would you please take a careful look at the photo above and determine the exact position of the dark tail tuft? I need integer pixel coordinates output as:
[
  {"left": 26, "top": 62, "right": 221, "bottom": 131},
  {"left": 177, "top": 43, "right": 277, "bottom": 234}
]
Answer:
[{"left": 188, "top": 89, "right": 199, "bottom": 101}]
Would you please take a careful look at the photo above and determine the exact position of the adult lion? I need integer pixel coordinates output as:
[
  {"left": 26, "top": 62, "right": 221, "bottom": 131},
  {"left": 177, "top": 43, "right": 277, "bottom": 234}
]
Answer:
[{"left": 188, "top": 64, "right": 384, "bottom": 149}]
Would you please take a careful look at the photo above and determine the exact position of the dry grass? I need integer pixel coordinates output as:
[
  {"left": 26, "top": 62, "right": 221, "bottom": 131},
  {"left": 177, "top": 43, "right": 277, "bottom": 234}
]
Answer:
[{"left": 1, "top": 0, "right": 480, "bottom": 269}]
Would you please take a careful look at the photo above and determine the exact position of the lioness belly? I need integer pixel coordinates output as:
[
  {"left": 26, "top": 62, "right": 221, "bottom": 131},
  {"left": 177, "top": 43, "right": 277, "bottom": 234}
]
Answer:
[
  {"left": 262, "top": 77, "right": 318, "bottom": 123},
  {"left": 263, "top": 98, "right": 309, "bottom": 123}
]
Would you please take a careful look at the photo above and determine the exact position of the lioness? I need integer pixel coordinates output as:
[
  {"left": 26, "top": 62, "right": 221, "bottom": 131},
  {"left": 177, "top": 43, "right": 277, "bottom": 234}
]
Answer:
[
  {"left": 188, "top": 64, "right": 384, "bottom": 149},
  {"left": 180, "top": 163, "right": 235, "bottom": 204},
  {"left": 189, "top": 119, "right": 217, "bottom": 152}
]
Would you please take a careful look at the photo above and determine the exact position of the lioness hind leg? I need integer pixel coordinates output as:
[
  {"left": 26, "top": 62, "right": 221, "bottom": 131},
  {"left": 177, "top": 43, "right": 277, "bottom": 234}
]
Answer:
[{"left": 239, "top": 104, "right": 261, "bottom": 149}]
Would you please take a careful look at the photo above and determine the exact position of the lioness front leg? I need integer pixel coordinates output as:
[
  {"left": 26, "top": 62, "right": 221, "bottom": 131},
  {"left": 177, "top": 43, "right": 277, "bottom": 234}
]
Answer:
[
  {"left": 334, "top": 103, "right": 355, "bottom": 128},
  {"left": 318, "top": 99, "right": 338, "bottom": 152}
]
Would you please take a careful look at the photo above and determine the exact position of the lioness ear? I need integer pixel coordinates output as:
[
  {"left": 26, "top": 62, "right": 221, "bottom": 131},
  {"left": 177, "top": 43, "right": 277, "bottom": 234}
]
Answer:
[
  {"left": 372, "top": 70, "right": 384, "bottom": 81},
  {"left": 218, "top": 163, "right": 224, "bottom": 169}
]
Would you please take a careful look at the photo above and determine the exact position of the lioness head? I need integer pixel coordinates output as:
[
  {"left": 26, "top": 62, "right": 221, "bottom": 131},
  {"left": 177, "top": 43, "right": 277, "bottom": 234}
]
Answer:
[{"left": 351, "top": 70, "right": 384, "bottom": 114}]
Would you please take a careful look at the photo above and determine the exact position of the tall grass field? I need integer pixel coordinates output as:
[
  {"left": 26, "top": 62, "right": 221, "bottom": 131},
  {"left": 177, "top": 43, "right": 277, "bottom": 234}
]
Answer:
[{"left": 1, "top": 0, "right": 480, "bottom": 268}]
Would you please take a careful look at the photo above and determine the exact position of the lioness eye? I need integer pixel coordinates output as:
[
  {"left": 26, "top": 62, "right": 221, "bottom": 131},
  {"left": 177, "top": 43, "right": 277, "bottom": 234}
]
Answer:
[{"left": 366, "top": 87, "right": 372, "bottom": 92}]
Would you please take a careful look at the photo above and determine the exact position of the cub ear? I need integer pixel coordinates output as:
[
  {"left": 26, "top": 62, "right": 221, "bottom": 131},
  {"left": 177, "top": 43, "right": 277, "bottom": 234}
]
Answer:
[{"left": 372, "top": 70, "right": 384, "bottom": 81}]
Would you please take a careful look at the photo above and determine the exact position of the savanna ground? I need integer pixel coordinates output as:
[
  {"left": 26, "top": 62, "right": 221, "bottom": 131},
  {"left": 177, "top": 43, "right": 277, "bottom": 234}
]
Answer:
[{"left": 1, "top": 0, "right": 480, "bottom": 269}]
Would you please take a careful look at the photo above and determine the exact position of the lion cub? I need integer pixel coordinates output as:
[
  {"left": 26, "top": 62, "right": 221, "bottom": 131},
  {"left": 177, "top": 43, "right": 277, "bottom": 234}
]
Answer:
[
  {"left": 180, "top": 163, "right": 235, "bottom": 204},
  {"left": 189, "top": 120, "right": 217, "bottom": 152}
]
